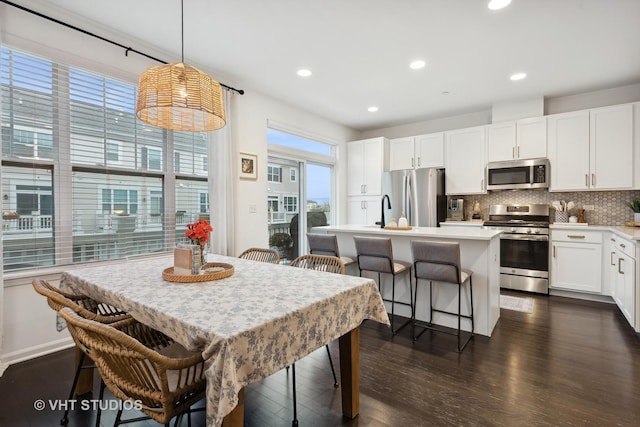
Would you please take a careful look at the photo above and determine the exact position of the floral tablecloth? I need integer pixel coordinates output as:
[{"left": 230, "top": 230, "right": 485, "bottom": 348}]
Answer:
[{"left": 60, "top": 254, "right": 389, "bottom": 426}]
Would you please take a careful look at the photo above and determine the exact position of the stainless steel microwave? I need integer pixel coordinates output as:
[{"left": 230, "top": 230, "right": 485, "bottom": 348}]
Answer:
[{"left": 486, "top": 158, "right": 549, "bottom": 190}]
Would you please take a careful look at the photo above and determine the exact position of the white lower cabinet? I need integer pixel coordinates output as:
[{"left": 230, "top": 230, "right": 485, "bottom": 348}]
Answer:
[
  {"left": 347, "top": 197, "right": 381, "bottom": 225},
  {"left": 550, "top": 229, "right": 602, "bottom": 293},
  {"left": 609, "top": 234, "right": 636, "bottom": 328}
]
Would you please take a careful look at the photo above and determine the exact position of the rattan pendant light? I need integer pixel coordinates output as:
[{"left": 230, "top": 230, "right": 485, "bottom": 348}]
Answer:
[{"left": 136, "top": 0, "right": 226, "bottom": 132}]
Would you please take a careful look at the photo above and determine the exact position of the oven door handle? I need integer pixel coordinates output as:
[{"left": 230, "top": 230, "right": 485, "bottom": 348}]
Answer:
[{"left": 500, "top": 234, "right": 549, "bottom": 242}]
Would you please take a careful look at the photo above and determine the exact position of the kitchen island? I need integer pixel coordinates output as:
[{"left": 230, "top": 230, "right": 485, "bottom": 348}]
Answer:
[{"left": 313, "top": 224, "right": 502, "bottom": 337}]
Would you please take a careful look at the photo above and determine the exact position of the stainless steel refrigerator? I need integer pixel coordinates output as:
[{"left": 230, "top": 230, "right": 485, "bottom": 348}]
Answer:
[{"left": 382, "top": 168, "right": 446, "bottom": 227}]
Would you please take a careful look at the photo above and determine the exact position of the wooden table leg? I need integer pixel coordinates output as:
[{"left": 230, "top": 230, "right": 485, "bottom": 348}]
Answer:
[
  {"left": 75, "top": 346, "right": 94, "bottom": 395},
  {"left": 222, "top": 388, "right": 244, "bottom": 427},
  {"left": 339, "top": 326, "right": 360, "bottom": 419}
]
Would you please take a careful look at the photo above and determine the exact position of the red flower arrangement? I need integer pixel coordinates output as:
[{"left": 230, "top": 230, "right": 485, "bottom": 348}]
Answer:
[{"left": 185, "top": 218, "right": 213, "bottom": 247}]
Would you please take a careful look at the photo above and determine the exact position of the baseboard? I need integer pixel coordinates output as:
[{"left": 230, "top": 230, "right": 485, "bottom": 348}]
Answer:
[
  {"left": 0, "top": 337, "right": 75, "bottom": 374},
  {"left": 549, "top": 289, "right": 615, "bottom": 304}
]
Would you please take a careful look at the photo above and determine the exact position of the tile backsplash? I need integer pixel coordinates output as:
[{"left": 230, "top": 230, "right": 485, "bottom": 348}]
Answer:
[{"left": 454, "top": 190, "right": 640, "bottom": 225}]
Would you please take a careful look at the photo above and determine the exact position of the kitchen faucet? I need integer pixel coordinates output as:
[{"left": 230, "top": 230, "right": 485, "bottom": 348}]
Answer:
[{"left": 376, "top": 194, "right": 392, "bottom": 228}]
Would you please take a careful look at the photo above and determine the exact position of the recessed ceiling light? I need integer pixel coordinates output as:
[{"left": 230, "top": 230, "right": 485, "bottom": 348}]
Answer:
[
  {"left": 488, "top": 0, "right": 512, "bottom": 10},
  {"left": 296, "top": 69, "right": 312, "bottom": 77},
  {"left": 510, "top": 72, "right": 527, "bottom": 81},
  {"left": 409, "top": 60, "right": 426, "bottom": 70},
  {"left": 368, "top": 106, "right": 379, "bottom": 113}
]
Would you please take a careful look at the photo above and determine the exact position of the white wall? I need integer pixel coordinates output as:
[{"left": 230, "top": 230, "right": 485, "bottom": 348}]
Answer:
[{"left": 231, "top": 90, "right": 358, "bottom": 253}]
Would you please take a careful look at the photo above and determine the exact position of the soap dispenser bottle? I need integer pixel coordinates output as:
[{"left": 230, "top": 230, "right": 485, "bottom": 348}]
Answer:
[{"left": 398, "top": 212, "right": 408, "bottom": 228}]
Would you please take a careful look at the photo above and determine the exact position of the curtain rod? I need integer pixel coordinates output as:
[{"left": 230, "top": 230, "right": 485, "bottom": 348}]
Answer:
[{"left": 1, "top": 0, "right": 245, "bottom": 95}]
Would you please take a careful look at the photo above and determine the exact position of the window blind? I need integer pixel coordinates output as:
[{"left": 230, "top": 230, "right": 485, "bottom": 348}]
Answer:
[{"left": 1, "top": 47, "right": 211, "bottom": 272}]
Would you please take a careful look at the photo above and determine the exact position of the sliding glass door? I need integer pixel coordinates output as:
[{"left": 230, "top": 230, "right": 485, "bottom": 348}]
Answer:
[{"left": 267, "top": 127, "right": 336, "bottom": 263}]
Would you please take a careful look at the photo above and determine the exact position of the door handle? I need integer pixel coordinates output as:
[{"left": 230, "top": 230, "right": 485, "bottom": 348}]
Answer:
[{"left": 618, "top": 257, "right": 624, "bottom": 274}]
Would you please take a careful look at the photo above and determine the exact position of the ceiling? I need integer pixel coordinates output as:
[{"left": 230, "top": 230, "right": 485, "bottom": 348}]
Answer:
[{"left": 15, "top": 0, "right": 640, "bottom": 131}]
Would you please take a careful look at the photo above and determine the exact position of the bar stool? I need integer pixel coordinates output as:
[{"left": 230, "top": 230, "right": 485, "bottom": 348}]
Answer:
[
  {"left": 353, "top": 236, "right": 413, "bottom": 334},
  {"left": 307, "top": 233, "right": 356, "bottom": 267},
  {"left": 411, "top": 240, "right": 474, "bottom": 352}
]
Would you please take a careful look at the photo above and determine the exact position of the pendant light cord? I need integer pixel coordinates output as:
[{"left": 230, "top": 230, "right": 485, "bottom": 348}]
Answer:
[
  {"left": 181, "top": 0, "right": 185, "bottom": 63},
  {"left": 0, "top": 0, "right": 244, "bottom": 94}
]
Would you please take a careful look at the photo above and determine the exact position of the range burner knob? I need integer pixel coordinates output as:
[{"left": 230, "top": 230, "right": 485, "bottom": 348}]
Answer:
[
  {"left": 510, "top": 227, "right": 517, "bottom": 233},
  {"left": 525, "top": 228, "right": 532, "bottom": 234},
  {"left": 532, "top": 229, "right": 540, "bottom": 234}
]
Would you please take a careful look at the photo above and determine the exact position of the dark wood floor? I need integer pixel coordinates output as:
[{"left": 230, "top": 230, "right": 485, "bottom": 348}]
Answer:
[{"left": 1, "top": 290, "right": 640, "bottom": 426}]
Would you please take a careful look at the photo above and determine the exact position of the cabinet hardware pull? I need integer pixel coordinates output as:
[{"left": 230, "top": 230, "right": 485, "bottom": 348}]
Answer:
[
  {"left": 567, "top": 235, "right": 586, "bottom": 239},
  {"left": 585, "top": 174, "right": 588, "bottom": 187},
  {"left": 418, "top": 157, "right": 421, "bottom": 167},
  {"left": 360, "top": 184, "right": 364, "bottom": 194},
  {"left": 611, "top": 252, "right": 616, "bottom": 265},
  {"left": 517, "top": 146, "right": 520, "bottom": 158},
  {"left": 620, "top": 243, "right": 626, "bottom": 248},
  {"left": 591, "top": 173, "right": 595, "bottom": 186},
  {"left": 512, "top": 147, "right": 515, "bottom": 159},
  {"left": 618, "top": 258, "right": 624, "bottom": 274},
  {"left": 364, "top": 184, "right": 367, "bottom": 193},
  {"left": 553, "top": 245, "right": 556, "bottom": 258},
  {"left": 411, "top": 158, "right": 414, "bottom": 168}
]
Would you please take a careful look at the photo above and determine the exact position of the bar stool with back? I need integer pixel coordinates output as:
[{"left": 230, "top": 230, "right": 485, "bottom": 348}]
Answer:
[
  {"left": 353, "top": 236, "right": 413, "bottom": 335},
  {"left": 307, "top": 233, "right": 356, "bottom": 268},
  {"left": 411, "top": 240, "right": 474, "bottom": 352}
]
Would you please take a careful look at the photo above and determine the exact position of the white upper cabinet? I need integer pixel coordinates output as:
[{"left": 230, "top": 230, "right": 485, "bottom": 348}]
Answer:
[
  {"left": 346, "top": 137, "right": 389, "bottom": 197},
  {"left": 548, "top": 105, "right": 633, "bottom": 191},
  {"left": 487, "top": 117, "right": 547, "bottom": 162},
  {"left": 589, "top": 104, "right": 633, "bottom": 190},
  {"left": 445, "top": 126, "right": 487, "bottom": 195},
  {"left": 388, "top": 137, "right": 414, "bottom": 170},
  {"left": 389, "top": 133, "right": 444, "bottom": 171}
]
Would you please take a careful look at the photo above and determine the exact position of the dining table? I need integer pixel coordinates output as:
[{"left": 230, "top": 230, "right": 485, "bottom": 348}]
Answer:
[{"left": 59, "top": 253, "right": 389, "bottom": 427}]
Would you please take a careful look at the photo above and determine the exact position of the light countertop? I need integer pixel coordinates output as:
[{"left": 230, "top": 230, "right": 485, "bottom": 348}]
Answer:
[
  {"left": 314, "top": 224, "right": 502, "bottom": 241},
  {"left": 550, "top": 223, "right": 640, "bottom": 241}
]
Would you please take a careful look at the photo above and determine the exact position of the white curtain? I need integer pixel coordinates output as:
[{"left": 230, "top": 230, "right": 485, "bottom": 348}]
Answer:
[{"left": 208, "top": 89, "right": 234, "bottom": 256}]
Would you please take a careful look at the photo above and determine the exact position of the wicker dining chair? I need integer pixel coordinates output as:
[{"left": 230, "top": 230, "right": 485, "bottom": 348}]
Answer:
[
  {"left": 32, "top": 279, "right": 130, "bottom": 426},
  {"left": 238, "top": 247, "right": 280, "bottom": 264},
  {"left": 59, "top": 307, "right": 207, "bottom": 427},
  {"left": 287, "top": 254, "right": 345, "bottom": 427}
]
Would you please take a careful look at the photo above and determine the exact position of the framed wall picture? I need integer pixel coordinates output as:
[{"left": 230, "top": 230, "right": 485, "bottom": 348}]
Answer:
[{"left": 239, "top": 152, "right": 258, "bottom": 180}]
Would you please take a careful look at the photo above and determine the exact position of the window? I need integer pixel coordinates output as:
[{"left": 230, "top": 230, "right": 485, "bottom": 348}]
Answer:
[
  {"left": 290, "top": 168, "right": 297, "bottom": 182},
  {"left": 142, "top": 146, "right": 162, "bottom": 170},
  {"left": 201, "top": 155, "right": 208, "bottom": 173},
  {"left": 106, "top": 141, "right": 121, "bottom": 163},
  {"left": 268, "top": 165, "right": 282, "bottom": 183},
  {"left": 101, "top": 188, "right": 138, "bottom": 215},
  {"left": 268, "top": 196, "right": 279, "bottom": 213},
  {"left": 174, "top": 151, "right": 181, "bottom": 173},
  {"left": 199, "top": 192, "right": 209, "bottom": 213},
  {"left": 1, "top": 47, "right": 211, "bottom": 272},
  {"left": 283, "top": 195, "right": 298, "bottom": 213}
]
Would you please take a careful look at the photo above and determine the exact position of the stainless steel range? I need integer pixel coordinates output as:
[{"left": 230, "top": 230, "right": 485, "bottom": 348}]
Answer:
[{"left": 483, "top": 204, "right": 551, "bottom": 294}]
